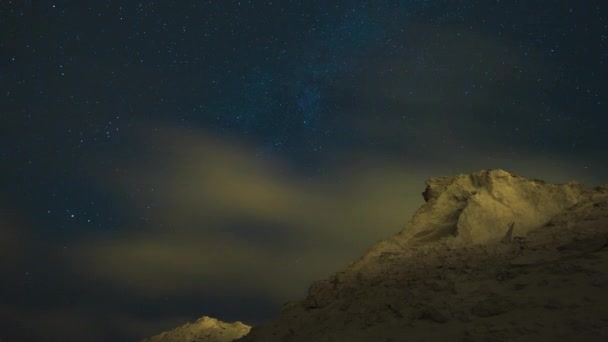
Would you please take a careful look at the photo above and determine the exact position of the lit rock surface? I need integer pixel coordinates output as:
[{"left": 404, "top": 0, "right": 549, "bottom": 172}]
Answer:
[
  {"left": 403, "top": 169, "right": 585, "bottom": 244},
  {"left": 238, "top": 169, "right": 608, "bottom": 342},
  {"left": 142, "top": 316, "right": 250, "bottom": 342}
]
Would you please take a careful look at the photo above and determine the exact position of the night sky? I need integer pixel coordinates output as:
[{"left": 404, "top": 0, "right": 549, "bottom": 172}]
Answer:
[{"left": 1, "top": 1, "right": 608, "bottom": 341}]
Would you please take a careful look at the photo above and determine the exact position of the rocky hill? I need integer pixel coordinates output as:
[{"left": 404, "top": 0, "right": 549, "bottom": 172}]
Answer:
[
  {"left": 142, "top": 316, "right": 250, "bottom": 342},
  {"left": 146, "top": 169, "right": 608, "bottom": 341}
]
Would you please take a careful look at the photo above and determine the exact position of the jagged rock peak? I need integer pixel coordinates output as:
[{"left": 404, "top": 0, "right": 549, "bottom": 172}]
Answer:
[
  {"left": 142, "top": 316, "right": 251, "bottom": 342},
  {"left": 403, "top": 169, "right": 588, "bottom": 245}
]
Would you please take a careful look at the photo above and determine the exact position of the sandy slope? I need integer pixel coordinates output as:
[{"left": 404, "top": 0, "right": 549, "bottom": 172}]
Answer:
[{"left": 147, "top": 169, "right": 608, "bottom": 341}]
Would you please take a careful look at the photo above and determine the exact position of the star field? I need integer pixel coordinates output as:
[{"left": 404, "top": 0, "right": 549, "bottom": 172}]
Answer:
[{"left": 1, "top": 1, "right": 607, "bottom": 341}]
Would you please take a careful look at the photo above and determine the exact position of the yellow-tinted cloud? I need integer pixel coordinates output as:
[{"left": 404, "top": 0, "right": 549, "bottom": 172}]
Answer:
[
  {"left": 71, "top": 124, "right": 426, "bottom": 301},
  {"left": 74, "top": 235, "right": 341, "bottom": 299}
]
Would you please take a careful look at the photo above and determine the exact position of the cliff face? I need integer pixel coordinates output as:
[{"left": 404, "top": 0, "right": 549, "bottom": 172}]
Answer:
[
  {"left": 146, "top": 169, "right": 608, "bottom": 342},
  {"left": 141, "top": 316, "right": 250, "bottom": 342},
  {"left": 239, "top": 169, "right": 608, "bottom": 342}
]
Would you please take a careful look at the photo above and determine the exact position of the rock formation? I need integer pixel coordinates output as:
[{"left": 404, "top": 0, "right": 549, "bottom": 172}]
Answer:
[
  {"left": 147, "top": 169, "right": 608, "bottom": 341},
  {"left": 239, "top": 169, "right": 608, "bottom": 341},
  {"left": 142, "top": 316, "right": 250, "bottom": 342}
]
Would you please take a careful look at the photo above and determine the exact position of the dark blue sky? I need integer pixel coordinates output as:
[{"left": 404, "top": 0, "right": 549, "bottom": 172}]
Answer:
[{"left": 1, "top": 1, "right": 607, "bottom": 341}]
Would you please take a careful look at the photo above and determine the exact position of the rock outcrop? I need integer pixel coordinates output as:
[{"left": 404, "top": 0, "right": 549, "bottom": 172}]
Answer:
[
  {"left": 397, "top": 169, "right": 584, "bottom": 245},
  {"left": 142, "top": 316, "right": 250, "bottom": 342},
  {"left": 239, "top": 169, "right": 608, "bottom": 341}
]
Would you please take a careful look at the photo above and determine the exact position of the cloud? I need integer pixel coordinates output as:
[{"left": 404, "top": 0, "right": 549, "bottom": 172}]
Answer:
[
  {"left": 70, "top": 124, "right": 427, "bottom": 302},
  {"left": 333, "top": 22, "right": 583, "bottom": 159},
  {"left": 0, "top": 305, "right": 104, "bottom": 342},
  {"left": 0, "top": 206, "right": 26, "bottom": 270},
  {"left": 0, "top": 303, "right": 192, "bottom": 342}
]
